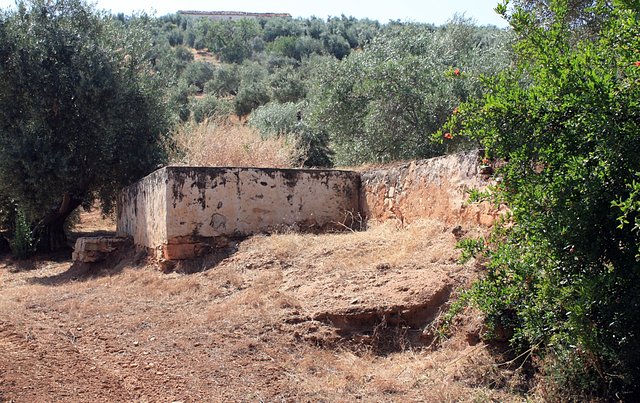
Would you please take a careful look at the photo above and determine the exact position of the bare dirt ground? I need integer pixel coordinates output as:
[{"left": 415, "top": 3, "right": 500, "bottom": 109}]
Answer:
[{"left": 0, "top": 213, "right": 527, "bottom": 402}]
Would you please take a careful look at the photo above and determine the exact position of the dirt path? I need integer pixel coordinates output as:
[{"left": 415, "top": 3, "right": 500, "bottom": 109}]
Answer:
[{"left": 0, "top": 220, "right": 522, "bottom": 402}]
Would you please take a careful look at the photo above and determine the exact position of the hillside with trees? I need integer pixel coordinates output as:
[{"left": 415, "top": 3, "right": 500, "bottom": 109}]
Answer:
[{"left": 141, "top": 10, "right": 512, "bottom": 166}]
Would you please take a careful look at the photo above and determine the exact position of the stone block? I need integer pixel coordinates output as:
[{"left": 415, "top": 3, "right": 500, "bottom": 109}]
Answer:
[{"left": 72, "top": 236, "right": 129, "bottom": 263}]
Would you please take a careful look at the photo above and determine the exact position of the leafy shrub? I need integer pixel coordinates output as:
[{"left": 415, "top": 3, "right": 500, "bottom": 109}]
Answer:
[
  {"left": 249, "top": 102, "right": 333, "bottom": 167},
  {"left": 449, "top": 1, "right": 640, "bottom": 399},
  {"left": 0, "top": 0, "right": 171, "bottom": 252},
  {"left": 191, "top": 95, "right": 233, "bottom": 123},
  {"left": 269, "top": 66, "right": 306, "bottom": 103},
  {"left": 322, "top": 34, "right": 351, "bottom": 59},
  {"left": 249, "top": 102, "right": 300, "bottom": 136},
  {"left": 204, "top": 64, "right": 240, "bottom": 96},
  {"left": 167, "top": 81, "right": 193, "bottom": 122},
  {"left": 181, "top": 61, "right": 215, "bottom": 92},
  {"left": 10, "top": 208, "right": 33, "bottom": 259},
  {"left": 0, "top": 194, "right": 16, "bottom": 233},
  {"left": 204, "top": 19, "right": 260, "bottom": 63},
  {"left": 262, "top": 17, "right": 303, "bottom": 42},
  {"left": 234, "top": 83, "right": 271, "bottom": 117},
  {"left": 268, "top": 36, "right": 299, "bottom": 60}
]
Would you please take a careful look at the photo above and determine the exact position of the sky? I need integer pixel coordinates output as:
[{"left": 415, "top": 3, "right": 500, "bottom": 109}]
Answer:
[{"left": 0, "top": 0, "right": 509, "bottom": 27}]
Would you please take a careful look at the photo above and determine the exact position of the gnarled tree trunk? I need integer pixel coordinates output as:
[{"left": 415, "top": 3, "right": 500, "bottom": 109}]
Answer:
[{"left": 33, "top": 193, "right": 83, "bottom": 253}]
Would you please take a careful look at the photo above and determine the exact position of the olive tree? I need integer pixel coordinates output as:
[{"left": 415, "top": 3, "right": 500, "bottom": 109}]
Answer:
[
  {"left": 0, "top": 0, "right": 171, "bottom": 252},
  {"left": 307, "top": 19, "right": 512, "bottom": 165}
]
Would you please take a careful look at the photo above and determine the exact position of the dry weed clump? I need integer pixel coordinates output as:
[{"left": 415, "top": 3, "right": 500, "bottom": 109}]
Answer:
[{"left": 169, "top": 118, "right": 302, "bottom": 168}]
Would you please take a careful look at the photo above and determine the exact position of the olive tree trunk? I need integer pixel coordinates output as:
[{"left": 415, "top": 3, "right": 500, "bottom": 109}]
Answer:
[{"left": 33, "top": 193, "right": 82, "bottom": 253}]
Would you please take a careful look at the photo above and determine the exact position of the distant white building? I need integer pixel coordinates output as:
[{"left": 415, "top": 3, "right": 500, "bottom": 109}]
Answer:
[{"left": 177, "top": 10, "right": 292, "bottom": 20}]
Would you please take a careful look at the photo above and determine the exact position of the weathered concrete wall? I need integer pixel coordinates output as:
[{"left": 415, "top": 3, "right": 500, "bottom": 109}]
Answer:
[
  {"left": 117, "top": 168, "right": 167, "bottom": 250},
  {"left": 360, "top": 151, "right": 502, "bottom": 226},
  {"left": 117, "top": 167, "right": 360, "bottom": 259}
]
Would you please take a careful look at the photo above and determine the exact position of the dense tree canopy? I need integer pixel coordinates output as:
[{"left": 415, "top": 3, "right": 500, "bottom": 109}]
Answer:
[
  {"left": 0, "top": 0, "right": 170, "bottom": 251},
  {"left": 307, "top": 19, "right": 512, "bottom": 164}
]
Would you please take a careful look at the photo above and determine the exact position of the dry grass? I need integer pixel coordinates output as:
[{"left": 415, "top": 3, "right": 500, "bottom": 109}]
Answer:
[
  {"left": 168, "top": 118, "right": 302, "bottom": 168},
  {"left": 0, "top": 219, "right": 528, "bottom": 402}
]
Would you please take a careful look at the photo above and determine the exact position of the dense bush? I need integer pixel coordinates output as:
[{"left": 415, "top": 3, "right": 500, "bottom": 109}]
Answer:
[
  {"left": 181, "top": 61, "right": 215, "bottom": 92},
  {"left": 204, "top": 64, "right": 240, "bottom": 96},
  {"left": 145, "top": 14, "right": 509, "bottom": 161},
  {"left": 249, "top": 102, "right": 301, "bottom": 136},
  {"left": 191, "top": 95, "right": 233, "bottom": 123},
  {"left": 249, "top": 101, "right": 332, "bottom": 167},
  {"left": 167, "top": 81, "right": 193, "bottom": 122},
  {"left": 268, "top": 66, "right": 306, "bottom": 103},
  {"left": 204, "top": 19, "right": 261, "bottom": 63},
  {"left": 448, "top": 1, "right": 640, "bottom": 399}
]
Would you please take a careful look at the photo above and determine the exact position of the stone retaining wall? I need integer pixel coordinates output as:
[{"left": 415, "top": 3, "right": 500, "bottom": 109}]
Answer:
[{"left": 360, "top": 150, "right": 501, "bottom": 226}]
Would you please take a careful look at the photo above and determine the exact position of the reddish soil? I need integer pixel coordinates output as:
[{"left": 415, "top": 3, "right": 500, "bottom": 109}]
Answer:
[{"left": 0, "top": 216, "right": 525, "bottom": 402}]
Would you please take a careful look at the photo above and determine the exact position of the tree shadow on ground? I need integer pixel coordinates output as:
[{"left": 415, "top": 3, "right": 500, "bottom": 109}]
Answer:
[
  {"left": 26, "top": 240, "right": 141, "bottom": 286},
  {"left": 3, "top": 248, "right": 73, "bottom": 272},
  {"left": 25, "top": 227, "right": 132, "bottom": 285},
  {"left": 26, "top": 238, "right": 238, "bottom": 286}
]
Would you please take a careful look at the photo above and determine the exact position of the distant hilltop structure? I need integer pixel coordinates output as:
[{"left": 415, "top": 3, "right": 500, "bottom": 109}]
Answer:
[{"left": 177, "top": 10, "right": 292, "bottom": 20}]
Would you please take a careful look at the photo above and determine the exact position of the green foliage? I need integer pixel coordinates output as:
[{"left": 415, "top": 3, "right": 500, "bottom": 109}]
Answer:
[
  {"left": 249, "top": 102, "right": 301, "bottom": 136},
  {"left": 268, "top": 36, "right": 300, "bottom": 59},
  {"left": 0, "top": 194, "right": 16, "bottom": 233},
  {"left": 167, "top": 81, "right": 193, "bottom": 122},
  {"left": 233, "top": 62, "right": 271, "bottom": 116},
  {"left": 204, "top": 19, "right": 261, "bottom": 63},
  {"left": 191, "top": 95, "right": 233, "bottom": 123},
  {"left": 457, "top": 238, "right": 485, "bottom": 264},
  {"left": 269, "top": 66, "right": 306, "bottom": 103},
  {"left": 234, "top": 83, "right": 271, "bottom": 117},
  {"left": 431, "top": 292, "right": 471, "bottom": 341},
  {"left": 321, "top": 34, "right": 351, "bottom": 59},
  {"left": 0, "top": 0, "right": 171, "bottom": 243},
  {"left": 262, "top": 17, "right": 303, "bottom": 41},
  {"left": 447, "top": 0, "right": 640, "bottom": 399},
  {"left": 150, "top": 44, "right": 194, "bottom": 82},
  {"left": 181, "top": 61, "right": 214, "bottom": 92},
  {"left": 510, "top": 0, "right": 611, "bottom": 40},
  {"left": 10, "top": 208, "right": 34, "bottom": 259},
  {"left": 204, "top": 64, "right": 240, "bottom": 96},
  {"left": 308, "top": 19, "right": 512, "bottom": 165},
  {"left": 249, "top": 102, "right": 333, "bottom": 167}
]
